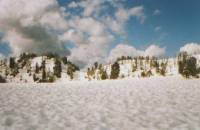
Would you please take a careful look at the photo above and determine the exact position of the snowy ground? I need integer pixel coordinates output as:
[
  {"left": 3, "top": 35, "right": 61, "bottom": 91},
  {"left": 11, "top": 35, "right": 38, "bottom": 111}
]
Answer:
[{"left": 0, "top": 77, "right": 200, "bottom": 130}]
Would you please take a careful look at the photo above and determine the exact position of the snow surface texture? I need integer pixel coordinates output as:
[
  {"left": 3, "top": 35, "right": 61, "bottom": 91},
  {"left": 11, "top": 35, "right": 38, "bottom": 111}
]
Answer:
[{"left": 0, "top": 77, "right": 200, "bottom": 130}]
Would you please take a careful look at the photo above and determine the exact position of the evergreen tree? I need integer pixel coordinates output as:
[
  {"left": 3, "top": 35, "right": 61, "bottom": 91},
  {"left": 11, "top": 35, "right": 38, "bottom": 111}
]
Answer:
[
  {"left": 110, "top": 62, "right": 120, "bottom": 79},
  {"left": 160, "top": 62, "right": 167, "bottom": 76},
  {"left": 98, "top": 64, "right": 103, "bottom": 70},
  {"left": 186, "top": 57, "right": 197, "bottom": 76},
  {"left": 178, "top": 52, "right": 187, "bottom": 74},
  {"left": 35, "top": 63, "right": 40, "bottom": 73},
  {"left": 0, "top": 75, "right": 6, "bottom": 83},
  {"left": 67, "top": 65, "right": 75, "bottom": 79},
  {"left": 4, "top": 67, "right": 9, "bottom": 77},
  {"left": 183, "top": 66, "right": 189, "bottom": 78},
  {"left": 42, "top": 68, "right": 46, "bottom": 81},
  {"left": 90, "top": 67, "right": 95, "bottom": 79},
  {"left": 33, "top": 74, "right": 39, "bottom": 82},
  {"left": 9, "top": 57, "right": 15, "bottom": 69},
  {"left": 101, "top": 70, "right": 108, "bottom": 80},
  {"left": 134, "top": 58, "right": 138, "bottom": 69},
  {"left": 141, "top": 71, "right": 146, "bottom": 77},
  {"left": 41, "top": 60, "right": 46, "bottom": 81},
  {"left": 54, "top": 59, "right": 62, "bottom": 78},
  {"left": 87, "top": 68, "right": 91, "bottom": 77},
  {"left": 178, "top": 52, "right": 199, "bottom": 78},
  {"left": 94, "top": 62, "right": 98, "bottom": 69},
  {"left": 44, "top": 52, "right": 59, "bottom": 59},
  {"left": 147, "top": 70, "right": 152, "bottom": 77},
  {"left": 9, "top": 57, "right": 19, "bottom": 77},
  {"left": 62, "top": 57, "right": 68, "bottom": 64},
  {"left": 132, "top": 64, "right": 137, "bottom": 72}
]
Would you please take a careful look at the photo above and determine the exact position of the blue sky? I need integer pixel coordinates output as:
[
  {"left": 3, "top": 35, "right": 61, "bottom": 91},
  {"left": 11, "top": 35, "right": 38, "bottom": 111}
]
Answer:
[
  {"left": 0, "top": 0, "right": 200, "bottom": 66},
  {"left": 57, "top": 0, "right": 200, "bottom": 56}
]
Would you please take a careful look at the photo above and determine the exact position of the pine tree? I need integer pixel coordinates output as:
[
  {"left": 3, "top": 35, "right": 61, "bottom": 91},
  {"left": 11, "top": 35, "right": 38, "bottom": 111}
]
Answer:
[
  {"left": 42, "top": 68, "right": 46, "bottom": 81},
  {"left": 101, "top": 70, "right": 108, "bottom": 80},
  {"left": 67, "top": 65, "right": 74, "bottom": 80},
  {"left": 98, "top": 64, "right": 103, "bottom": 70},
  {"left": 178, "top": 52, "right": 187, "bottom": 74},
  {"left": 178, "top": 52, "right": 198, "bottom": 78},
  {"left": 186, "top": 57, "right": 197, "bottom": 76},
  {"left": 87, "top": 68, "right": 90, "bottom": 77},
  {"left": 33, "top": 74, "right": 38, "bottom": 82},
  {"left": 41, "top": 60, "right": 46, "bottom": 81},
  {"left": 132, "top": 64, "right": 137, "bottom": 72},
  {"left": 183, "top": 66, "right": 189, "bottom": 78},
  {"left": 62, "top": 57, "right": 68, "bottom": 64},
  {"left": 94, "top": 62, "right": 98, "bottom": 69},
  {"left": 54, "top": 58, "right": 62, "bottom": 78},
  {"left": 9, "top": 57, "right": 19, "bottom": 77},
  {"left": 141, "top": 71, "right": 146, "bottom": 77},
  {"left": 110, "top": 62, "right": 120, "bottom": 79},
  {"left": 160, "top": 62, "right": 167, "bottom": 76},
  {"left": 0, "top": 75, "right": 6, "bottom": 83},
  {"left": 35, "top": 63, "right": 39, "bottom": 73},
  {"left": 9, "top": 57, "right": 15, "bottom": 69}
]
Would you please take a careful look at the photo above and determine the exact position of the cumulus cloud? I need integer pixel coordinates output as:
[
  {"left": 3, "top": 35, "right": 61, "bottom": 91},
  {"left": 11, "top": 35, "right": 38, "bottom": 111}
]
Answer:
[
  {"left": 68, "top": 0, "right": 104, "bottom": 17},
  {"left": 180, "top": 43, "right": 200, "bottom": 55},
  {"left": 0, "top": 0, "right": 70, "bottom": 56},
  {"left": 144, "top": 45, "right": 165, "bottom": 57},
  {"left": 69, "top": 34, "right": 114, "bottom": 68},
  {"left": 64, "top": 1, "right": 146, "bottom": 68},
  {"left": 102, "top": 5, "right": 145, "bottom": 35},
  {"left": 68, "top": 1, "right": 79, "bottom": 8},
  {"left": 0, "top": 0, "right": 147, "bottom": 68},
  {"left": 115, "top": 6, "right": 145, "bottom": 24},
  {"left": 107, "top": 44, "right": 142, "bottom": 62},
  {"left": 107, "top": 44, "right": 165, "bottom": 62}
]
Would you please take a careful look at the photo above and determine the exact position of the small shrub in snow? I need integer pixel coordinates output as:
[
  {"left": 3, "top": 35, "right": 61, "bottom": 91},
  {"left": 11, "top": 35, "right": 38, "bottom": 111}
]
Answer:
[
  {"left": 141, "top": 71, "right": 146, "bottom": 77},
  {"left": 101, "top": 70, "right": 108, "bottom": 80},
  {"left": 0, "top": 75, "right": 6, "bottom": 83}
]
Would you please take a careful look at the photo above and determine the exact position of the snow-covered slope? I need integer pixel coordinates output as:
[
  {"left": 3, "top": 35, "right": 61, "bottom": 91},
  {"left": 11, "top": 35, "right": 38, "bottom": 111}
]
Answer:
[
  {"left": 0, "top": 77, "right": 200, "bottom": 130},
  {"left": 0, "top": 54, "right": 200, "bottom": 82}
]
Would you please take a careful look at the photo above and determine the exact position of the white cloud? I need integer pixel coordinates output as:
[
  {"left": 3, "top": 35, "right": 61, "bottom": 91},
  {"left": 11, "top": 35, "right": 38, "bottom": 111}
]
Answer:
[
  {"left": 71, "top": 17, "right": 106, "bottom": 36},
  {"left": 0, "top": 0, "right": 148, "bottom": 68},
  {"left": 64, "top": 16, "right": 114, "bottom": 68},
  {"left": 107, "top": 44, "right": 142, "bottom": 62},
  {"left": 153, "top": 9, "right": 161, "bottom": 15},
  {"left": 144, "top": 45, "right": 165, "bottom": 57},
  {"left": 102, "top": 5, "right": 145, "bottom": 35},
  {"left": 103, "top": 16, "right": 124, "bottom": 34},
  {"left": 59, "top": 29, "right": 88, "bottom": 46},
  {"left": 180, "top": 43, "right": 200, "bottom": 55},
  {"left": 68, "top": 1, "right": 79, "bottom": 8},
  {"left": 69, "top": 34, "right": 114, "bottom": 68},
  {"left": 107, "top": 44, "right": 165, "bottom": 62},
  {"left": 68, "top": 0, "right": 104, "bottom": 17},
  {"left": 83, "top": 0, "right": 103, "bottom": 17},
  {"left": 0, "top": 0, "right": 70, "bottom": 56},
  {"left": 115, "top": 6, "right": 145, "bottom": 24}
]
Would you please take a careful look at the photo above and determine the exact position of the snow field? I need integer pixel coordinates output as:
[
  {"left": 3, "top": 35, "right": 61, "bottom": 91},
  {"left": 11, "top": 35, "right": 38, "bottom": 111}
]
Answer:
[{"left": 0, "top": 77, "right": 200, "bottom": 130}]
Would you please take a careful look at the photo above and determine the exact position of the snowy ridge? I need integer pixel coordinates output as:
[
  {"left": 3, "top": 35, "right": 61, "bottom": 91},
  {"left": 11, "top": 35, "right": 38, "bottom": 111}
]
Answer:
[{"left": 0, "top": 54, "right": 200, "bottom": 82}]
